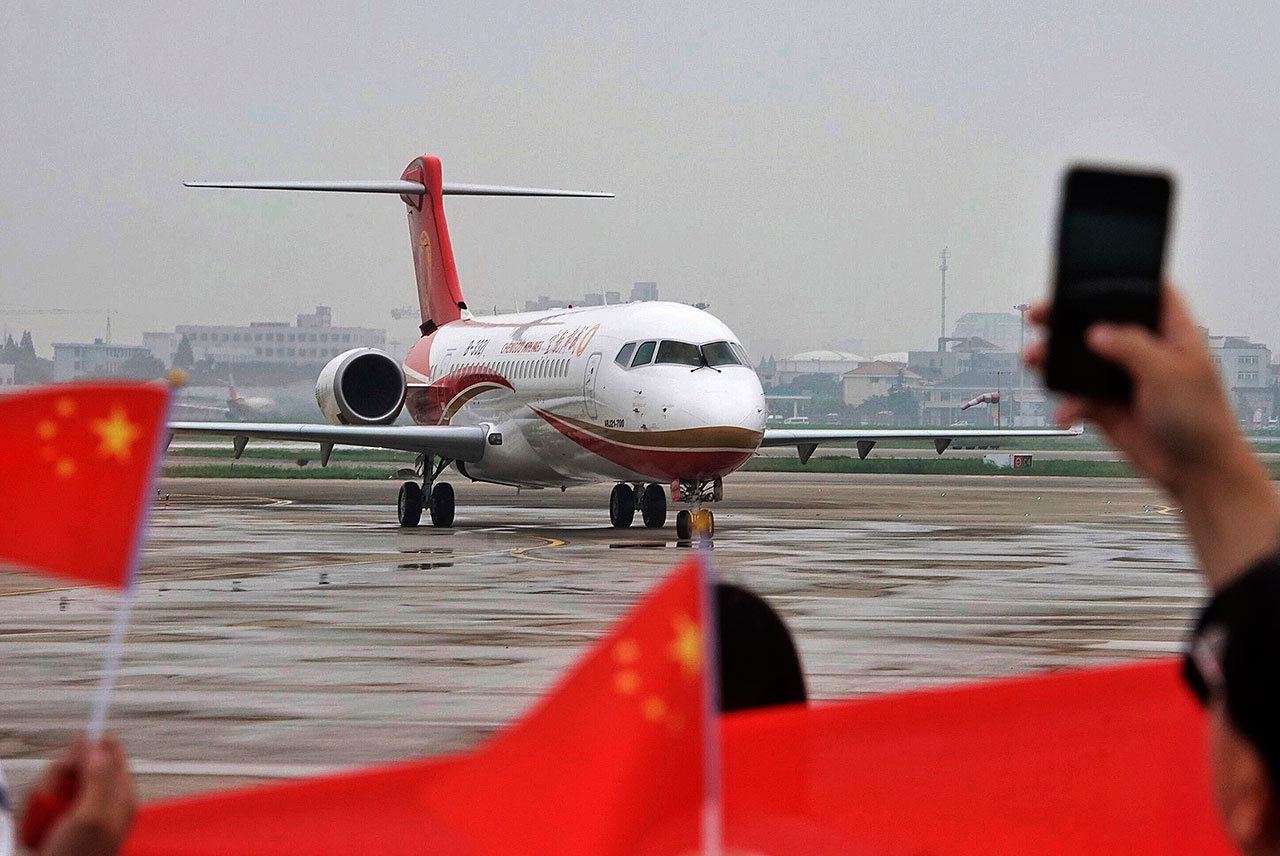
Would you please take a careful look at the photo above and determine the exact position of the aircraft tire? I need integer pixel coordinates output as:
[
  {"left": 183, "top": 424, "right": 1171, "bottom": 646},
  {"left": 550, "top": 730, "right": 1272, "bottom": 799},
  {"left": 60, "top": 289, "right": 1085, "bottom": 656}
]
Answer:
[
  {"left": 398, "top": 481, "right": 424, "bottom": 527},
  {"left": 675, "top": 509, "right": 692, "bottom": 541},
  {"left": 610, "top": 483, "right": 636, "bottom": 528},
  {"left": 429, "top": 482, "right": 455, "bottom": 527},
  {"left": 691, "top": 507, "right": 715, "bottom": 538},
  {"left": 640, "top": 483, "right": 666, "bottom": 528}
]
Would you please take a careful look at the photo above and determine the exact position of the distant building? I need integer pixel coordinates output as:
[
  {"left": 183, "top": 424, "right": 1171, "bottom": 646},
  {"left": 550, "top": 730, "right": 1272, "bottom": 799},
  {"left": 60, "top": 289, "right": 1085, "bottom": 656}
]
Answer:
[
  {"left": 841, "top": 362, "right": 923, "bottom": 408},
  {"left": 523, "top": 296, "right": 569, "bottom": 312},
  {"left": 907, "top": 337, "right": 1014, "bottom": 381},
  {"left": 952, "top": 312, "right": 1022, "bottom": 351},
  {"left": 919, "top": 368, "right": 1012, "bottom": 427},
  {"left": 630, "top": 281, "right": 659, "bottom": 302},
  {"left": 774, "top": 350, "right": 865, "bottom": 385},
  {"left": 0, "top": 363, "right": 14, "bottom": 387},
  {"left": 53, "top": 340, "right": 152, "bottom": 382},
  {"left": 146, "top": 306, "right": 385, "bottom": 368},
  {"left": 1209, "top": 335, "right": 1274, "bottom": 424}
]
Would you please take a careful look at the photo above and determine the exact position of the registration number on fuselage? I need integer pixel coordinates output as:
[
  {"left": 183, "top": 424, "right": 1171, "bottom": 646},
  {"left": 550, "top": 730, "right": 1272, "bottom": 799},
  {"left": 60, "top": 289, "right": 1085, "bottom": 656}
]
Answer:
[{"left": 603, "top": 419, "right": 625, "bottom": 429}]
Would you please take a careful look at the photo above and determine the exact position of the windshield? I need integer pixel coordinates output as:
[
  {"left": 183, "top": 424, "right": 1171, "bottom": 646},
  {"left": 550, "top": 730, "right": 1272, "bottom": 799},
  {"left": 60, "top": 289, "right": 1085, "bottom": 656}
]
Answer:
[
  {"left": 655, "top": 340, "right": 702, "bottom": 366},
  {"left": 701, "top": 341, "right": 743, "bottom": 367},
  {"left": 631, "top": 340, "right": 657, "bottom": 366}
]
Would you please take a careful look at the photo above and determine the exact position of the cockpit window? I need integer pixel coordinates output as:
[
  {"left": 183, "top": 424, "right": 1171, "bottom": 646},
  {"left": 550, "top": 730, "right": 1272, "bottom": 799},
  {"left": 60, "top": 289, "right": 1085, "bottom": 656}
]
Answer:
[
  {"left": 655, "top": 340, "right": 702, "bottom": 366},
  {"left": 615, "top": 342, "right": 636, "bottom": 367},
  {"left": 731, "top": 343, "right": 750, "bottom": 365},
  {"left": 631, "top": 340, "right": 657, "bottom": 366},
  {"left": 701, "top": 341, "right": 743, "bottom": 367}
]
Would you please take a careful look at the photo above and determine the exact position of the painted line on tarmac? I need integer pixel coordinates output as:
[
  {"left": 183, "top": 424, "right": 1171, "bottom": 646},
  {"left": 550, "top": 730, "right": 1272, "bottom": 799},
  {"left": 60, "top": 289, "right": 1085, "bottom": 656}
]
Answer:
[{"left": 509, "top": 537, "right": 567, "bottom": 563}]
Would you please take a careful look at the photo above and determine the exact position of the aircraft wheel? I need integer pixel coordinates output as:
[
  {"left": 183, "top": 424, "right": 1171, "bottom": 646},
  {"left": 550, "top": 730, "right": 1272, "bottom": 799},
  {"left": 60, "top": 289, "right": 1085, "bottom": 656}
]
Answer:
[
  {"left": 398, "top": 481, "right": 424, "bottom": 527},
  {"left": 610, "top": 483, "right": 636, "bottom": 528},
  {"left": 429, "top": 482, "right": 455, "bottom": 527},
  {"left": 691, "top": 508, "right": 715, "bottom": 539},
  {"left": 675, "top": 509, "right": 692, "bottom": 540},
  {"left": 640, "top": 483, "right": 667, "bottom": 528}
]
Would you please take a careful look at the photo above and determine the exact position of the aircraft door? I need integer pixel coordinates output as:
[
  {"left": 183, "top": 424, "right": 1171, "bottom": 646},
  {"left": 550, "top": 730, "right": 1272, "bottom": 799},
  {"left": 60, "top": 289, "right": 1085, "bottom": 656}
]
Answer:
[{"left": 583, "top": 352, "right": 602, "bottom": 419}]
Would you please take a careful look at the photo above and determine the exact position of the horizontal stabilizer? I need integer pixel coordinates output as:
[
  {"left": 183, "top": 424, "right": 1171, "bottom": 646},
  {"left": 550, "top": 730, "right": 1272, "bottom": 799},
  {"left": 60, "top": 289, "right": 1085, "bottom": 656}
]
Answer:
[{"left": 184, "top": 180, "right": 612, "bottom": 197}]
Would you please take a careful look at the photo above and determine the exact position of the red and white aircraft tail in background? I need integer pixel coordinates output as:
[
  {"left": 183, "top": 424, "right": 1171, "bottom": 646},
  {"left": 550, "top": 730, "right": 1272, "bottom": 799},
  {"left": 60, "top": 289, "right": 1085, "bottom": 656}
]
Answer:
[{"left": 171, "top": 155, "right": 1080, "bottom": 537}]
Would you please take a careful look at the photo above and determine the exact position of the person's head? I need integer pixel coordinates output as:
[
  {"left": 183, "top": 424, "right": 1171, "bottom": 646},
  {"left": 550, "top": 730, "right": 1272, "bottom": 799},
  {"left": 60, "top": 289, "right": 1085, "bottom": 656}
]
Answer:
[
  {"left": 715, "top": 582, "right": 807, "bottom": 713},
  {"left": 1185, "top": 569, "right": 1280, "bottom": 853}
]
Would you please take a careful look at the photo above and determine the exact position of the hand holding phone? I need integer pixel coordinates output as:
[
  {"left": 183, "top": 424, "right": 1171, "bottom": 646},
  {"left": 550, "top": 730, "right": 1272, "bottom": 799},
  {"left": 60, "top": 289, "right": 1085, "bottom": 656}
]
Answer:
[{"left": 1045, "top": 166, "right": 1174, "bottom": 402}]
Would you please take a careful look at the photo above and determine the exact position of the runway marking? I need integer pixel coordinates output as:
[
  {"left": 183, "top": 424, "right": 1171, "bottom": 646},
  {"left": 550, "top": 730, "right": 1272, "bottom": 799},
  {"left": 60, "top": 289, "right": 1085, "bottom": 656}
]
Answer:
[{"left": 509, "top": 537, "right": 567, "bottom": 563}]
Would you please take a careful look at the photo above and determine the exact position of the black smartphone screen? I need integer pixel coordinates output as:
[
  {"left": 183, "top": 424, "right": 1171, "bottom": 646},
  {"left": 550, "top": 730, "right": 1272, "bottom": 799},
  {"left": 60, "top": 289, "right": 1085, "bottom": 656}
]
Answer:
[{"left": 1045, "top": 167, "right": 1173, "bottom": 401}]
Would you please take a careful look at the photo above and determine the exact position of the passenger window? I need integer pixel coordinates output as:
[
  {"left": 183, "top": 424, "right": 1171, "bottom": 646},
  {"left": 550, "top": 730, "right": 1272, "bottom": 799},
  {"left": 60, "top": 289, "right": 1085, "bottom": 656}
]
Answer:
[
  {"left": 655, "top": 340, "right": 702, "bottom": 367},
  {"left": 615, "top": 342, "right": 636, "bottom": 367},
  {"left": 631, "top": 340, "right": 657, "bottom": 366}
]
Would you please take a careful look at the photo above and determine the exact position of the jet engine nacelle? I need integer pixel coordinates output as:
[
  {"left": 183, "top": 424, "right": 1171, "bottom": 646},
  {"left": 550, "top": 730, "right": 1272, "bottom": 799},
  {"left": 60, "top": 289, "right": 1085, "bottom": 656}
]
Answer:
[{"left": 315, "top": 348, "right": 407, "bottom": 426}]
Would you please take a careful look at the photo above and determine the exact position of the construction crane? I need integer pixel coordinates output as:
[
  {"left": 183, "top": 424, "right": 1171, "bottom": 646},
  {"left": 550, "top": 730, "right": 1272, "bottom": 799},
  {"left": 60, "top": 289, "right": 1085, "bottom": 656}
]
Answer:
[{"left": 0, "top": 306, "right": 118, "bottom": 342}]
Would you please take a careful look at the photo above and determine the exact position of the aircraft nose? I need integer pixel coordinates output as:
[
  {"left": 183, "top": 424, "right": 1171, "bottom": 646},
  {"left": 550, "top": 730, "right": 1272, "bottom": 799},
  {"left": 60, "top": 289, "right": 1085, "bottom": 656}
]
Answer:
[{"left": 682, "top": 370, "right": 767, "bottom": 434}]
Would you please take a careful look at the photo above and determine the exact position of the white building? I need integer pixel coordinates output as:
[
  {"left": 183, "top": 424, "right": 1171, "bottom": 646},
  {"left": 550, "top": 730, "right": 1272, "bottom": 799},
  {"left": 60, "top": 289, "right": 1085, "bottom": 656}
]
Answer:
[
  {"left": 842, "top": 361, "right": 924, "bottom": 407},
  {"left": 147, "top": 306, "right": 385, "bottom": 368},
  {"left": 53, "top": 340, "right": 153, "bottom": 381},
  {"left": 1209, "top": 335, "right": 1274, "bottom": 424},
  {"left": 773, "top": 349, "right": 866, "bottom": 385},
  {"left": 952, "top": 312, "right": 1022, "bottom": 352},
  {"left": 0, "top": 363, "right": 14, "bottom": 387}
]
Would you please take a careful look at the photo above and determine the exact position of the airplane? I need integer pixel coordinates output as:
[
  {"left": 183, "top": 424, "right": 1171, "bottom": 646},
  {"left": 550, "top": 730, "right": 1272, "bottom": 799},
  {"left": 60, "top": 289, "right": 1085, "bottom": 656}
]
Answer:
[
  {"left": 169, "top": 154, "right": 1081, "bottom": 539},
  {"left": 173, "top": 373, "right": 276, "bottom": 421}
]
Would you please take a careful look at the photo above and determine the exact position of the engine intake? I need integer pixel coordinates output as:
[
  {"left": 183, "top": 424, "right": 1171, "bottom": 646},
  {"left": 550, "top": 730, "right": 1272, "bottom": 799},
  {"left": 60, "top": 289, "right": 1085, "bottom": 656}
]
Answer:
[{"left": 315, "top": 349, "right": 406, "bottom": 425}]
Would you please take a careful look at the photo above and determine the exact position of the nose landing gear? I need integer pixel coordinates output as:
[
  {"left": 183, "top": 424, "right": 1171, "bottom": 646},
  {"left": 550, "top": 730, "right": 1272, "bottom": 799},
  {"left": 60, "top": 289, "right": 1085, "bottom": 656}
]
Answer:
[
  {"left": 673, "top": 477, "right": 721, "bottom": 541},
  {"left": 675, "top": 507, "right": 715, "bottom": 540}
]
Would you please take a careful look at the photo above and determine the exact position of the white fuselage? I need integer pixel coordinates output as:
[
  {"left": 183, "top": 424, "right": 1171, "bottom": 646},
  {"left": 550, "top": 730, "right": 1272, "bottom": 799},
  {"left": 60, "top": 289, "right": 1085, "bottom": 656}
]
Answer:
[{"left": 401, "top": 301, "right": 767, "bottom": 488}]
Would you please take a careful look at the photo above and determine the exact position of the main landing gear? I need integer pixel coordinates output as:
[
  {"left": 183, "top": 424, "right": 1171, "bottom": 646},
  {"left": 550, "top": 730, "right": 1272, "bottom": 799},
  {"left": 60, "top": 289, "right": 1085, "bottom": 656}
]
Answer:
[
  {"left": 398, "top": 455, "right": 456, "bottom": 528},
  {"left": 609, "top": 482, "right": 668, "bottom": 529}
]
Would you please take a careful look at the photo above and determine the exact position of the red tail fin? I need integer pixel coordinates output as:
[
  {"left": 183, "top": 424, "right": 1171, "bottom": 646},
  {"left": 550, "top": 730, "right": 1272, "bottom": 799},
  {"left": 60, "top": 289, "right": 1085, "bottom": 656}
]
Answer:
[{"left": 400, "top": 156, "right": 467, "bottom": 333}]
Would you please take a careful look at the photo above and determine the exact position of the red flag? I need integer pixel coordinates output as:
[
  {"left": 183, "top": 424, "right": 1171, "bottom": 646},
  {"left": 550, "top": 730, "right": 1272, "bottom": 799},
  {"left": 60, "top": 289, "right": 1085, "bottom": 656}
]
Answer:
[
  {"left": 722, "top": 659, "right": 1234, "bottom": 855},
  {"left": 124, "top": 559, "right": 708, "bottom": 855},
  {"left": 0, "top": 382, "right": 169, "bottom": 589}
]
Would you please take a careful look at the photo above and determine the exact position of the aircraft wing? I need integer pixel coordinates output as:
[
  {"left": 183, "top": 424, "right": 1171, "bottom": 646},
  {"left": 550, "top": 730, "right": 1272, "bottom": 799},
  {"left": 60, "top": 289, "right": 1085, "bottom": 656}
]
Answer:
[
  {"left": 166, "top": 422, "right": 488, "bottom": 465},
  {"left": 760, "top": 426, "right": 1083, "bottom": 463}
]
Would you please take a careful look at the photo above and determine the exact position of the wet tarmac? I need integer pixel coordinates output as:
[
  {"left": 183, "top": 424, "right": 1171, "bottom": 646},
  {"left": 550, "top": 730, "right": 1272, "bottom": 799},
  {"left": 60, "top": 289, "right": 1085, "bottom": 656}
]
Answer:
[{"left": 0, "top": 473, "right": 1203, "bottom": 802}]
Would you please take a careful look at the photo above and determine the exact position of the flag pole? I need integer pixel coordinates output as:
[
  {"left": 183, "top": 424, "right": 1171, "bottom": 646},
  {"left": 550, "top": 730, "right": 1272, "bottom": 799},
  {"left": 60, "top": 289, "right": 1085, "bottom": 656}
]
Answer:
[
  {"left": 695, "top": 529, "right": 722, "bottom": 856},
  {"left": 86, "top": 584, "right": 138, "bottom": 742},
  {"left": 85, "top": 376, "right": 178, "bottom": 742}
]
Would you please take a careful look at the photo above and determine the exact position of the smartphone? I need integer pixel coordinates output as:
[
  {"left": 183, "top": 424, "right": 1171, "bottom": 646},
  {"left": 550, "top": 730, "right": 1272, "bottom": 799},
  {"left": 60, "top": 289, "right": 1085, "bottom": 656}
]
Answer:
[{"left": 1045, "top": 165, "right": 1174, "bottom": 402}]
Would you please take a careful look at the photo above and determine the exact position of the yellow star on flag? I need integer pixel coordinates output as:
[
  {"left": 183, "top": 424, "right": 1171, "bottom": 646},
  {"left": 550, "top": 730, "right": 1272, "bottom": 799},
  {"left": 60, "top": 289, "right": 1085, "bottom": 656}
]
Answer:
[
  {"left": 668, "top": 613, "right": 701, "bottom": 678},
  {"left": 92, "top": 406, "right": 141, "bottom": 462}
]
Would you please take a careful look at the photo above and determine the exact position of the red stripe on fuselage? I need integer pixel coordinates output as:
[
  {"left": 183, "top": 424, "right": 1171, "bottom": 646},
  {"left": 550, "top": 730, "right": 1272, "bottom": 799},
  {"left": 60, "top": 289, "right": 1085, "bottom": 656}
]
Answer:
[{"left": 533, "top": 408, "right": 754, "bottom": 481}]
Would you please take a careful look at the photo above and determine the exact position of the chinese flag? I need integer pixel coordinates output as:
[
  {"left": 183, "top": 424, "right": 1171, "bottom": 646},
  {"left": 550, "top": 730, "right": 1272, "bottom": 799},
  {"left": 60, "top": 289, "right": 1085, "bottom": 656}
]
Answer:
[
  {"left": 0, "top": 382, "right": 169, "bottom": 589},
  {"left": 125, "top": 559, "right": 708, "bottom": 855},
  {"left": 722, "top": 659, "right": 1234, "bottom": 855}
]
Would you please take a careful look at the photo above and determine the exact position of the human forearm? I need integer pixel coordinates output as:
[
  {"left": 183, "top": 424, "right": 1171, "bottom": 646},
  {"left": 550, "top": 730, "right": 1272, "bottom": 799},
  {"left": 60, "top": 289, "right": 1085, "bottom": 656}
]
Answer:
[{"left": 1174, "top": 439, "right": 1280, "bottom": 590}]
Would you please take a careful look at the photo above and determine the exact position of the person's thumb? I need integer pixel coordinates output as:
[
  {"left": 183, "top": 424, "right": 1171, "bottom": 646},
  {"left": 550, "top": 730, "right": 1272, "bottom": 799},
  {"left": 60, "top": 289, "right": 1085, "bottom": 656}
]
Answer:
[
  {"left": 1087, "top": 323, "right": 1165, "bottom": 376},
  {"left": 73, "top": 743, "right": 120, "bottom": 818}
]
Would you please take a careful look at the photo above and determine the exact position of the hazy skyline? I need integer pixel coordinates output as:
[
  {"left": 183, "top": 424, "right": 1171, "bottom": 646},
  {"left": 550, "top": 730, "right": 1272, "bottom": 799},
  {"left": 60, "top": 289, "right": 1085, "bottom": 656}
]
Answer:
[{"left": 3, "top": 2, "right": 1279, "bottom": 360}]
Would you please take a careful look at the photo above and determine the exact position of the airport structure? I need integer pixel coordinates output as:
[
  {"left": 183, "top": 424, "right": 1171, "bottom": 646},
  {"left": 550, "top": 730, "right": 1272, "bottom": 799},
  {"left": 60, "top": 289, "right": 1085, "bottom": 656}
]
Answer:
[
  {"left": 0, "top": 363, "right": 14, "bottom": 387},
  {"left": 951, "top": 311, "right": 1022, "bottom": 352},
  {"left": 523, "top": 282, "right": 657, "bottom": 313},
  {"left": 52, "top": 339, "right": 154, "bottom": 382},
  {"left": 144, "top": 306, "right": 386, "bottom": 368},
  {"left": 1209, "top": 335, "right": 1274, "bottom": 424}
]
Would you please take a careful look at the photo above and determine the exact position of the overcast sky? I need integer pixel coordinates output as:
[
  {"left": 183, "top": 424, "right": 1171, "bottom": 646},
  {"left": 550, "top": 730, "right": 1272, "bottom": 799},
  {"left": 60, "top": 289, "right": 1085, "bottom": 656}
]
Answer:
[{"left": 2, "top": 2, "right": 1278, "bottom": 359}]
